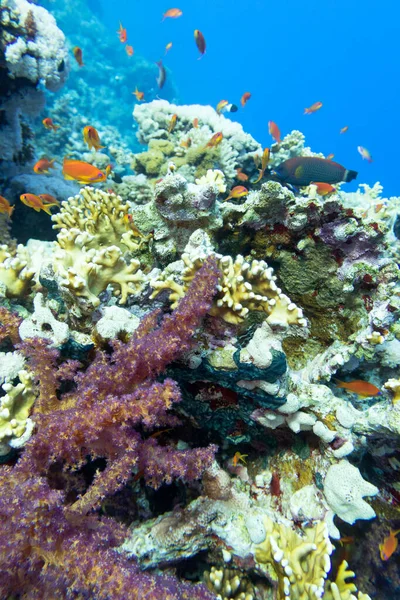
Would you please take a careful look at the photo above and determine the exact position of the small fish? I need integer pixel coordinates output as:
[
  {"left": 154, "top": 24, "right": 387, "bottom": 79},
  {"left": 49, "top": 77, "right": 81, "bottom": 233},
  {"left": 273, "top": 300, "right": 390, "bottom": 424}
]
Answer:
[
  {"left": 193, "top": 118, "right": 199, "bottom": 128},
  {"left": 38, "top": 194, "right": 60, "bottom": 206},
  {"left": 275, "top": 157, "right": 357, "bottom": 187},
  {"left": 335, "top": 379, "right": 381, "bottom": 398},
  {"left": 165, "top": 42, "right": 173, "bottom": 55},
  {"left": 232, "top": 451, "right": 248, "bottom": 467},
  {"left": 62, "top": 158, "right": 108, "bottom": 184},
  {"left": 216, "top": 100, "right": 229, "bottom": 115},
  {"left": 236, "top": 168, "right": 248, "bottom": 182},
  {"left": 326, "top": 153, "right": 335, "bottom": 160},
  {"left": 33, "top": 157, "right": 56, "bottom": 174},
  {"left": 125, "top": 45, "right": 134, "bottom": 57},
  {"left": 253, "top": 154, "right": 261, "bottom": 168},
  {"left": 168, "top": 113, "right": 177, "bottom": 133},
  {"left": 268, "top": 121, "right": 281, "bottom": 144},
  {"left": 254, "top": 147, "right": 270, "bottom": 183},
  {"left": 0, "top": 195, "right": 14, "bottom": 218},
  {"left": 206, "top": 132, "right": 223, "bottom": 148},
  {"left": 132, "top": 87, "right": 144, "bottom": 101},
  {"left": 156, "top": 60, "right": 166, "bottom": 89},
  {"left": 241, "top": 92, "right": 251, "bottom": 107},
  {"left": 20, "top": 193, "right": 58, "bottom": 215},
  {"left": 304, "top": 101, "right": 323, "bottom": 114},
  {"left": 224, "top": 185, "right": 248, "bottom": 201},
  {"left": 117, "top": 22, "right": 127, "bottom": 43},
  {"left": 379, "top": 529, "right": 400, "bottom": 561},
  {"left": 194, "top": 29, "right": 206, "bottom": 57},
  {"left": 311, "top": 181, "right": 336, "bottom": 196},
  {"left": 72, "top": 46, "right": 84, "bottom": 67},
  {"left": 162, "top": 8, "right": 182, "bottom": 21},
  {"left": 83, "top": 126, "right": 105, "bottom": 151},
  {"left": 180, "top": 137, "right": 192, "bottom": 148},
  {"left": 42, "top": 118, "right": 59, "bottom": 131},
  {"left": 358, "top": 146, "right": 373, "bottom": 162},
  {"left": 340, "top": 126, "right": 349, "bottom": 134}
]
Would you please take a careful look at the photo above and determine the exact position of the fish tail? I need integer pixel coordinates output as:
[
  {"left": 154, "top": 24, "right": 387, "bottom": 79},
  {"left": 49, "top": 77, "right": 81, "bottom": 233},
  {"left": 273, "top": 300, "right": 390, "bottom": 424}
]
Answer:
[
  {"left": 344, "top": 169, "right": 358, "bottom": 183},
  {"left": 42, "top": 204, "right": 55, "bottom": 215}
]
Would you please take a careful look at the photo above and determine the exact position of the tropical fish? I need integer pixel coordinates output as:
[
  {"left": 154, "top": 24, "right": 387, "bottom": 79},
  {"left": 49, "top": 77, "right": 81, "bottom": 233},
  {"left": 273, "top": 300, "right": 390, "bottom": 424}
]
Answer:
[
  {"left": 42, "top": 117, "right": 59, "bottom": 131},
  {"left": 216, "top": 100, "right": 229, "bottom": 115},
  {"left": 275, "top": 157, "right": 357, "bottom": 187},
  {"left": 194, "top": 29, "right": 206, "bottom": 57},
  {"left": 334, "top": 379, "right": 381, "bottom": 397},
  {"left": 379, "top": 529, "right": 400, "bottom": 561},
  {"left": 236, "top": 168, "right": 248, "bottom": 182},
  {"left": 193, "top": 118, "right": 199, "bottom": 128},
  {"left": 20, "top": 193, "right": 58, "bottom": 215},
  {"left": 268, "top": 120, "right": 281, "bottom": 144},
  {"left": 33, "top": 158, "right": 56, "bottom": 174},
  {"left": 311, "top": 181, "right": 336, "bottom": 196},
  {"left": 358, "top": 146, "right": 373, "bottom": 162},
  {"left": 254, "top": 147, "right": 270, "bottom": 183},
  {"left": 206, "top": 132, "right": 223, "bottom": 148},
  {"left": 232, "top": 452, "right": 248, "bottom": 467},
  {"left": 83, "top": 126, "right": 105, "bottom": 151},
  {"left": 180, "top": 137, "right": 192, "bottom": 148},
  {"left": 224, "top": 185, "right": 248, "bottom": 201},
  {"left": 304, "top": 101, "right": 323, "bottom": 114},
  {"left": 117, "top": 22, "right": 127, "bottom": 43},
  {"left": 125, "top": 45, "right": 134, "bottom": 57},
  {"left": 62, "top": 158, "right": 109, "bottom": 184},
  {"left": 165, "top": 42, "right": 173, "bottom": 54},
  {"left": 326, "top": 153, "right": 335, "bottom": 160},
  {"left": 340, "top": 126, "right": 349, "bottom": 134},
  {"left": 72, "top": 46, "right": 84, "bottom": 67},
  {"left": 38, "top": 194, "right": 60, "bottom": 206},
  {"left": 132, "top": 87, "right": 144, "bottom": 101},
  {"left": 162, "top": 8, "right": 182, "bottom": 21},
  {"left": 0, "top": 195, "right": 14, "bottom": 217},
  {"left": 168, "top": 114, "right": 177, "bottom": 133},
  {"left": 241, "top": 92, "right": 251, "bottom": 107},
  {"left": 156, "top": 60, "right": 166, "bottom": 89}
]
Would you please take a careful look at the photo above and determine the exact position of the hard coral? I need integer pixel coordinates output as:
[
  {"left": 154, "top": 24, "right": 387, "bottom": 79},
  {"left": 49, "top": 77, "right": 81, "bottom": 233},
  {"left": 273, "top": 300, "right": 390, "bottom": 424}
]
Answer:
[{"left": 0, "top": 244, "right": 35, "bottom": 298}]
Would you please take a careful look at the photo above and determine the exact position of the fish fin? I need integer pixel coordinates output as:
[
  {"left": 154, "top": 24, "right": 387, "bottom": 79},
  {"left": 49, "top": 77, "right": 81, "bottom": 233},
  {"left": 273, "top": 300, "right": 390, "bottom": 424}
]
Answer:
[
  {"left": 63, "top": 173, "right": 75, "bottom": 181},
  {"left": 33, "top": 207, "right": 41, "bottom": 212},
  {"left": 344, "top": 169, "right": 358, "bottom": 183},
  {"left": 42, "top": 205, "right": 54, "bottom": 215}
]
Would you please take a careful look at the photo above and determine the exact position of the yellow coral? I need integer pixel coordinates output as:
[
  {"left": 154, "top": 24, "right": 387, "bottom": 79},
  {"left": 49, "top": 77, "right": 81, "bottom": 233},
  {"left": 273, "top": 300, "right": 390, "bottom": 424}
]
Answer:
[
  {"left": 195, "top": 169, "right": 227, "bottom": 193},
  {"left": 0, "top": 244, "right": 35, "bottom": 298},
  {"left": 151, "top": 252, "right": 307, "bottom": 326},
  {"left": 384, "top": 378, "right": 400, "bottom": 404},
  {"left": 0, "top": 370, "right": 36, "bottom": 448},
  {"left": 204, "top": 566, "right": 254, "bottom": 600},
  {"left": 324, "top": 561, "right": 371, "bottom": 600}
]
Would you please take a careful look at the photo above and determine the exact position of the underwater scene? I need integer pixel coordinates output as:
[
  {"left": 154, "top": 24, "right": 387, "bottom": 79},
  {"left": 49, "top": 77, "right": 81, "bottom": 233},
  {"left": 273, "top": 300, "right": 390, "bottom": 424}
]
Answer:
[{"left": 0, "top": 0, "right": 400, "bottom": 598}]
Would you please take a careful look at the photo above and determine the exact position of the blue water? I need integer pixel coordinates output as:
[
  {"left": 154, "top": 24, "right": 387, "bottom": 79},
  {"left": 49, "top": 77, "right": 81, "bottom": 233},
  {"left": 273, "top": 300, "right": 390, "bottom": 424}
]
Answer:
[{"left": 99, "top": 0, "right": 400, "bottom": 196}]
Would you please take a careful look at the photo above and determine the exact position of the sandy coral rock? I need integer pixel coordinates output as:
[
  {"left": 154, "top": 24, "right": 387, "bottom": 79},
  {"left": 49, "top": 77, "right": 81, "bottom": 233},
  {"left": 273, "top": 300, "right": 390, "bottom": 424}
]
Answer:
[
  {"left": 19, "top": 292, "right": 69, "bottom": 346},
  {"left": 154, "top": 173, "right": 218, "bottom": 220},
  {"left": 0, "top": 369, "right": 36, "bottom": 453},
  {"left": 94, "top": 306, "right": 140, "bottom": 343},
  {"left": 0, "top": 244, "right": 35, "bottom": 298}
]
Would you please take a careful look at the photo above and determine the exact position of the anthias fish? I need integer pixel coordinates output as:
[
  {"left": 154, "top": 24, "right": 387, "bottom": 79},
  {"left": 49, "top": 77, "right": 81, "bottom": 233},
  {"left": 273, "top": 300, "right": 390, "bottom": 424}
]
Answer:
[
  {"left": 168, "top": 114, "right": 177, "bottom": 133},
  {"left": 216, "top": 100, "right": 229, "bottom": 114},
  {"left": 268, "top": 121, "right": 281, "bottom": 144},
  {"left": 162, "top": 8, "right": 182, "bottom": 21},
  {"left": 125, "top": 45, "right": 134, "bottom": 57},
  {"left": 72, "top": 46, "right": 84, "bottom": 67},
  {"left": 224, "top": 186, "right": 248, "bottom": 201},
  {"left": 311, "top": 181, "right": 336, "bottom": 196},
  {"left": 83, "top": 126, "right": 104, "bottom": 151},
  {"left": 117, "top": 22, "right": 127, "bottom": 43},
  {"left": 275, "top": 157, "right": 357, "bottom": 186},
  {"left": 20, "top": 193, "right": 58, "bottom": 215},
  {"left": 194, "top": 29, "right": 206, "bottom": 57},
  {"left": 156, "top": 60, "right": 166, "bottom": 89},
  {"left": 206, "top": 132, "right": 223, "bottom": 147},
  {"left": 335, "top": 379, "right": 380, "bottom": 397},
  {"left": 358, "top": 146, "right": 373, "bottom": 162},
  {"left": 62, "top": 158, "right": 108, "bottom": 184},
  {"left": 38, "top": 194, "right": 60, "bottom": 206},
  {"left": 254, "top": 147, "right": 270, "bottom": 183},
  {"left": 0, "top": 195, "right": 14, "bottom": 217},
  {"left": 241, "top": 92, "right": 251, "bottom": 107},
  {"left": 42, "top": 118, "right": 59, "bottom": 131},
  {"left": 132, "top": 87, "right": 144, "bottom": 101},
  {"left": 304, "top": 101, "right": 323, "bottom": 114},
  {"left": 33, "top": 158, "right": 56, "bottom": 174},
  {"left": 340, "top": 126, "right": 349, "bottom": 134},
  {"left": 165, "top": 42, "right": 173, "bottom": 55},
  {"left": 379, "top": 529, "right": 400, "bottom": 561}
]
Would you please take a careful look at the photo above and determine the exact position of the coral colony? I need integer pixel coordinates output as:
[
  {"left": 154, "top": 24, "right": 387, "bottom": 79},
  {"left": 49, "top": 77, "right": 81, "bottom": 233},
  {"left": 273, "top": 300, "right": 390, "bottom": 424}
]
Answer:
[{"left": 0, "top": 1, "right": 400, "bottom": 599}]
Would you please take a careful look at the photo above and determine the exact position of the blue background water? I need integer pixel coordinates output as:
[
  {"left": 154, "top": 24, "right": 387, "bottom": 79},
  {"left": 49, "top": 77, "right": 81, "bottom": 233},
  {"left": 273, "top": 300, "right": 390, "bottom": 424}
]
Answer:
[{"left": 95, "top": 0, "right": 399, "bottom": 196}]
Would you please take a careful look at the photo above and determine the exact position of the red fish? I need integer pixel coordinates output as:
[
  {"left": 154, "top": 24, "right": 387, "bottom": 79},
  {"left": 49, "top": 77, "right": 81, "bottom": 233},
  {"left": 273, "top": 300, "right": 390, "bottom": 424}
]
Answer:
[
  {"left": 0, "top": 195, "right": 13, "bottom": 218},
  {"left": 125, "top": 45, "right": 134, "bottom": 57},
  {"left": 33, "top": 157, "right": 56, "bottom": 174},
  {"left": 194, "top": 29, "right": 206, "bottom": 58},
  {"left": 335, "top": 379, "right": 381, "bottom": 398},
  {"left": 340, "top": 126, "right": 349, "bottom": 134},
  {"left": 162, "top": 8, "right": 182, "bottom": 21},
  {"left": 304, "top": 101, "right": 323, "bottom": 114},
  {"left": 206, "top": 132, "right": 223, "bottom": 148},
  {"left": 62, "top": 158, "right": 108, "bottom": 184},
  {"left": 311, "top": 181, "right": 336, "bottom": 196},
  {"left": 132, "top": 87, "right": 144, "bottom": 101},
  {"left": 83, "top": 126, "right": 104, "bottom": 151},
  {"left": 72, "top": 46, "right": 84, "bottom": 67},
  {"left": 20, "top": 193, "right": 58, "bottom": 215},
  {"left": 38, "top": 194, "right": 60, "bottom": 206},
  {"left": 42, "top": 117, "right": 59, "bottom": 131},
  {"left": 117, "top": 22, "right": 127, "bottom": 43},
  {"left": 156, "top": 60, "right": 166, "bottom": 89},
  {"left": 379, "top": 529, "right": 400, "bottom": 561},
  {"left": 236, "top": 168, "right": 248, "bottom": 182},
  {"left": 224, "top": 186, "right": 248, "bottom": 201},
  {"left": 268, "top": 121, "right": 281, "bottom": 144},
  {"left": 241, "top": 92, "right": 251, "bottom": 107}
]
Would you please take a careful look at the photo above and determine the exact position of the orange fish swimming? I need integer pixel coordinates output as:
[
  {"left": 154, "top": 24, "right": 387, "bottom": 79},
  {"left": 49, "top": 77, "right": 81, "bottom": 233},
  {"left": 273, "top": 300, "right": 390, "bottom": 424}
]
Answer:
[
  {"left": 241, "top": 92, "right": 251, "bottom": 107},
  {"left": 304, "top": 101, "right": 323, "bottom": 114},
  {"left": 83, "top": 126, "right": 105, "bottom": 151},
  {"left": 193, "top": 118, "right": 199, "bottom": 128},
  {"left": 206, "top": 132, "right": 223, "bottom": 148},
  {"left": 180, "top": 137, "right": 192, "bottom": 148},
  {"left": 335, "top": 379, "right": 381, "bottom": 398},
  {"left": 42, "top": 118, "right": 59, "bottom": 131},
  {"left": 216, "top": 100, "right": 229, "bottom": 115},
  {"left": 326, "top": 153, "right": 335, "bottom": 160},
  {"left": 20, "top": 193, "right": 58, "bottom": 215},
  {"left": 33, "top": 158, "right": 56, "bottom": 174},
  {"left": 0, "top": 195, "right": 14, "bottom": 217},
  {"left": 379, "top": 529, "right": 400, "bottom": 561},
  {"left": 162, "top": 8, "right": 182, "bottom": 21},
  {"left": 236, "top": 168, "right": 248, "bottom": 182},
  {"left": 224, "top": 185, "right": 248, "bottom": 201},
  {"left": 132, "top": 87, "right": 144, "bottom": 101},
  {"left": 168, "top": 114, "right": 177, "bottom": 133},
  {"left": 72, "top": 46, "right": 84, "bottom": 67},
  {"left": 232, "top": 451, "right": 248, "bottom": 467},
  {"left": 340, "top": 126, "right": 349, "bottom": 134},
  {"left": 62, "top": 158, "right": 109, "bottom": 184},
  {"left": 194, "top": 29, "right": 206, "bottom": 57},
  {"left": 254, "top": 147, "right": 270, "bottom": 183},
  {"left": 117, "top": 22, "right": 127, "bottom": 43},
  {"left": 38, "top": 194, "right": 60, "bottom": 206},
  {"left": 125, "top": 45, "right": 134, "bottom": 57},
  {"left": 268, "top": 121, "right": 281, "bottom": 144},
  {"left": 311, "top": 181, "right": 336, "bottom": 196},
  {"left": 165, "top": 42, "right": 173, "bottom": 54}
]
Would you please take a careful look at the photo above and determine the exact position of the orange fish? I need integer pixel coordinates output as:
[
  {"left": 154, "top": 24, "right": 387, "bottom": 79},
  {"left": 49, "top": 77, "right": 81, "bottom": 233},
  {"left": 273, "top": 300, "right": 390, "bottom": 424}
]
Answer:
[
  {"left": 62, "top": 158, "right": 108, "bottom": 184},
  {"left": 180, "top": 137, "right": 192, "bottom": 148},
  {"left": 268, "top": 121, "right": 281, "bottom": 144},
  {"left": 194, "top": 29, "right": 206, "bottom": 57},
  {"left": 0, "top": 195, "right": 14, "bottom": 217},
  {"left": 232, "top": 451, "right": 248, "bottom": 467},
  {"left": 168, "top": 114, "right": 177, "bottom": 133},
  {"left": 83, "top": 126, "right": 105, "bottom": 151},
  {"left": 117, "top": 22, "right": 127, "bottom": 43},
  {"left": 72, "top": 46, "right": 84, "bottom": 67},
  {"left": 132, "top": 87, "right": 144, "bottom": 101},
  {"left": 125, "top": 45, "right": 134, "bottom": 57},
  {"left": 379, "top": 529, "right": 400, "bottom": 561},
  {"left": 236, "top": 168, "right": 248, "bottom": 182},
  {"left": 33, "top": 157, "right": 56, "bottom": 174},
  {"left": 241, "top": 92, "right": 251, "bottom": 107},
  {"left": 216, "top": 100, "right": 229, "bottom": 115},
  {"left": 42, "top": 118, "right": 59, "bottom": 131},
  {"left": 165, "top": 42, "right": 173, "bottom": 54},
  {"left": 224, "top": 185, "right": 248, "bottom": 201},
  {"left": 254, "top": 147, "right": 270, "bottom": 183},
  {"left": 311, "top": 181, "right": 336, "bottom": 196},
  {"left": 335, "top": 379, "right": 381, "bottom": 398},
  {"left": 304, "top": 101, "right": 323, "bottom": 114},
  {"left": 326, "top": 153, "right": 335, "bottom": 160},
  {"left": 38, "top": 194, "right": 60, "bottom": 206},
  {"left": 20, "top": 193, "right": 58, "bottom": 215},
  {"left": 340, "top": 126, "right": 349, "bottom": 134},
  {"left": 193, "top": 118, "right": 199, "bottom": 128},
  {"left": 162, "top": 8, "right": 182, "bottom": 20},
  {"left": 206, "top": 132, "right": 223, "bottom": 148}
]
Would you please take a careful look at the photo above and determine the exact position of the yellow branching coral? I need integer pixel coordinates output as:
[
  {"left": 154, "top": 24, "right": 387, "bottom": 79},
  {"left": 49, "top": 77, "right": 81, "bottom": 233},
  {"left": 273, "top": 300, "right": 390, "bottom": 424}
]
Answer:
[
  {"left": 204, "top": 566, "right": 254, "bottom": 600},
  {"left": 0, "top": 370, "right": 36, "bottom": 452},
  {"left": 0, "top": 244, "right": 35, "bottom": 298},
  {"left": 384, "top": 378, "right": 400, "bottom": 404},
  {"left": 324, "top": 560, "right": 371, "bottom": 600},
  {"left": 151, "top": 252, "right": 307, "bottom": 326}
]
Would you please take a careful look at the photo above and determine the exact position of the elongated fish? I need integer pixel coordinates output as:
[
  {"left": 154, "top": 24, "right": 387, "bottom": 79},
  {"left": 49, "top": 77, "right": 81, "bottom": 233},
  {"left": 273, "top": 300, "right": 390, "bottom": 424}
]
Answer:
[{"left": 275, "top": 156, "right": 357, "bottom": 186}]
